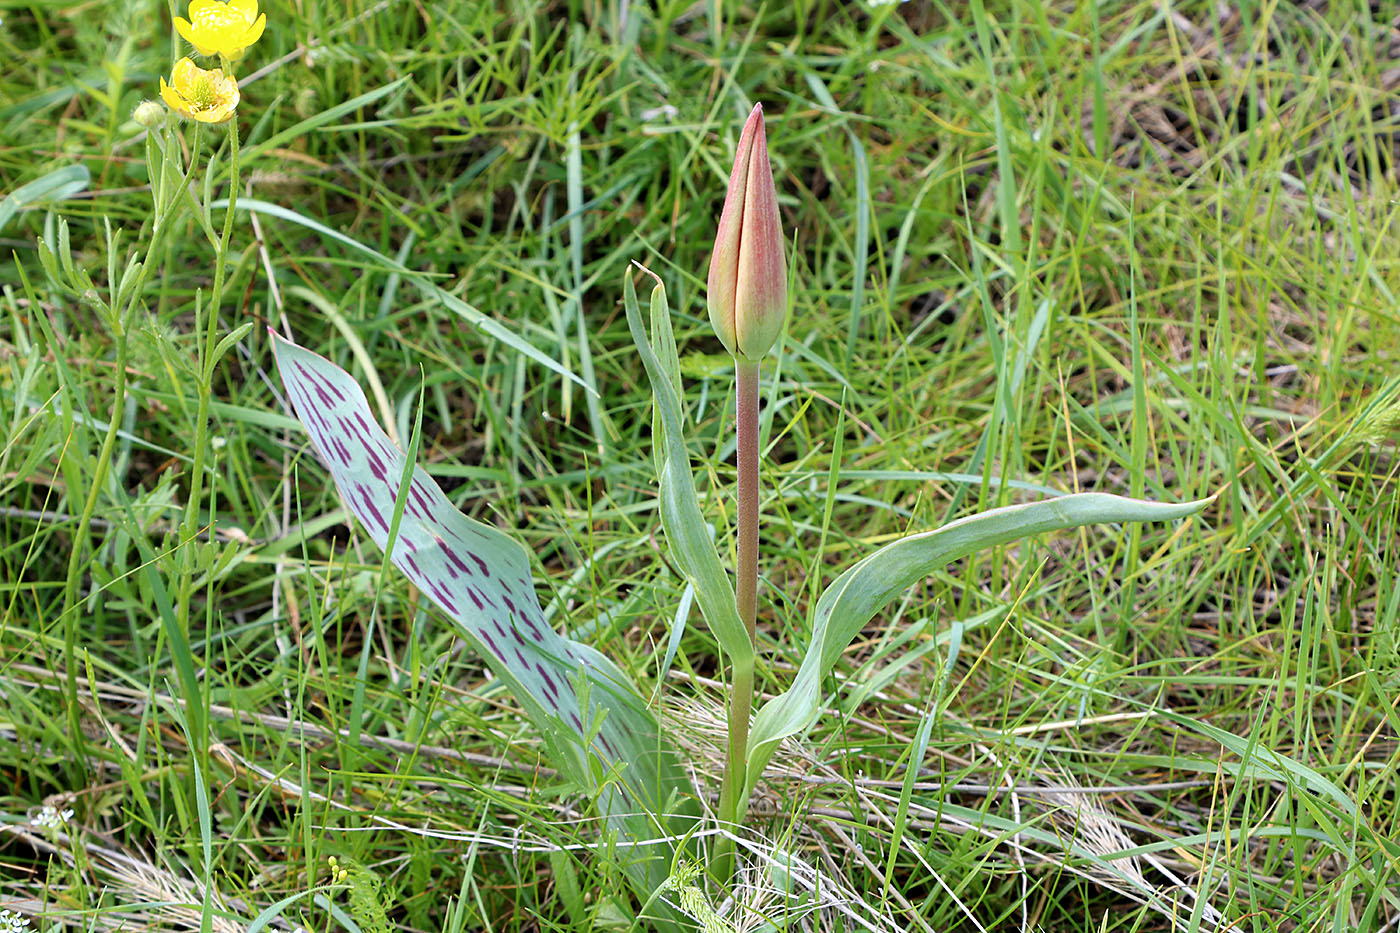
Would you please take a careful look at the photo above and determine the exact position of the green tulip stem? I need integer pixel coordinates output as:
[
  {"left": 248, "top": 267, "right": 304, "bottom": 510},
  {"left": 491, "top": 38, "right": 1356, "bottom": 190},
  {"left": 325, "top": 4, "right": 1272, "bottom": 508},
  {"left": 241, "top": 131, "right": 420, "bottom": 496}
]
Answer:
[{"left": 716, "top": 357, "right": 761, "bottom": 882}]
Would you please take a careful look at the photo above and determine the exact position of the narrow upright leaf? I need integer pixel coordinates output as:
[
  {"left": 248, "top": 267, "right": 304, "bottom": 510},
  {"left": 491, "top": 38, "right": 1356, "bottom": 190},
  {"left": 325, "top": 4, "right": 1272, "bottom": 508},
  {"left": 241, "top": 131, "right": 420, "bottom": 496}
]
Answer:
[{"left": 624, "top": 276, "right": 751, "bottom": 667}]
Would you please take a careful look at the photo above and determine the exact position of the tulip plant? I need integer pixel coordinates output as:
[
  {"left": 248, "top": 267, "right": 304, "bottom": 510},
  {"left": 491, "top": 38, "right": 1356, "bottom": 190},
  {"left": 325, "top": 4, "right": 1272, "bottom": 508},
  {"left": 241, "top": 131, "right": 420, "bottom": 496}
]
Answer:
[
  {"left": 704, "top": 104, "right": 787, "bottom": 878},
  {"left": 272, "top": 103, "right": 1206, "bottom": 927}
]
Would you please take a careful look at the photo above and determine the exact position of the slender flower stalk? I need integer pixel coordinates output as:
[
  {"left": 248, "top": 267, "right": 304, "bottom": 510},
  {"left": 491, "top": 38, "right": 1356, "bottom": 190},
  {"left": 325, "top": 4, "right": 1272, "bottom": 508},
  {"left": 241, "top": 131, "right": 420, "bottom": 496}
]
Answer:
[
  {"left": 714, "top": 359, "right": 761, "bottom": 881},
  {"left": 706, "top": 103, "right": 787, "bottom": 882},
  {"left": 58, "top": 124, "right": 200, "bottom": 771},
  {"left": 735, "top": 360, "right": 761, "bottom": 641},
  {"left": 165, "top": 4, "right": 261, "bottom": 757},
  {"left": 173, "top": 107, "right": 241, "bottom": 763}
]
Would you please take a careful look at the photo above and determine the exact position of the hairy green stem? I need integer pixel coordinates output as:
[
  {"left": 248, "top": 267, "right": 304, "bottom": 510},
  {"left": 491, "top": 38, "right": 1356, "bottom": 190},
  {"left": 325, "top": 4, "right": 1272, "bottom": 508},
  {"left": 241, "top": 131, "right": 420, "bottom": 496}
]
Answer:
[
  {"left": 715, "top": 358, "right": 761, "bottom": 882},
  {"left": 58, "top": 315, "right": 132, "bottom": 766},
  {"left": 59, "top": 124, "right": 197, "bottom": 765},
  {"left": 175, "top": 115, "right": 240, "bottom": 753}
]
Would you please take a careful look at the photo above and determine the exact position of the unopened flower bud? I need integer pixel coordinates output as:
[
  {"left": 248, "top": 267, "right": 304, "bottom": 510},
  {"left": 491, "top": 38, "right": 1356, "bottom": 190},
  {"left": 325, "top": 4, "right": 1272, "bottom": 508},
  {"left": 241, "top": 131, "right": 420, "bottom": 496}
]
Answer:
[
  {"left": 133, "top": 100, "right": 166, "bottom": 128},
  {"left": 706, "top": 103, "right": 788, "bottom": 362}
]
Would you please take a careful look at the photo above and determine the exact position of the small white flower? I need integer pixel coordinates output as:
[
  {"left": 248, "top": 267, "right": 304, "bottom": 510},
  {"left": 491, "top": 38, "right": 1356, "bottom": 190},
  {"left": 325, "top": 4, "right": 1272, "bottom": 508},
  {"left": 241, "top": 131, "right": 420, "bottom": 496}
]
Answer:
[
  {"left": 31, "top": 805, "right": 73, "bottom": 829},
  {"left": 0, "top": 909, "right": 32, "bottom": 932}
]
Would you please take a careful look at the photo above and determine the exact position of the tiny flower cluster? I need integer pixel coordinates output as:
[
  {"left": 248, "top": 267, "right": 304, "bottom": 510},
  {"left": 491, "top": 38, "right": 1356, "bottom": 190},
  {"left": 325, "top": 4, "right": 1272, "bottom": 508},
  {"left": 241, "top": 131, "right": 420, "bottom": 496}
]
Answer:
[
  {"left": 0, "top": 910, "right": 30, "bottom": 933},
  {"left": 156, "top": 0, "right": 266, "bottom": 124},
  {"left": 326, "top": 856, "right": 348, "bottom": 883},
  {"left": 30, "top": 805, "right": 73, "bottom": 829}
]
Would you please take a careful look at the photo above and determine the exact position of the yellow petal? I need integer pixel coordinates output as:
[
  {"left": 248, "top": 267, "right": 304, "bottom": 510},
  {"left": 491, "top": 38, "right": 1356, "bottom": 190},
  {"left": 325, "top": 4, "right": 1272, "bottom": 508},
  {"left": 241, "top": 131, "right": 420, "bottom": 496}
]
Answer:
[
  {"left": 171, "top": 57, "right": 199, "bottom": 83},
  {"left": 244, "top": 12, "right": 266, "bottom": 46},
  {"left": 203, "top": 98, "right": 239, "bottom": 123},
  {"left": 173, "top": 16, "right": 197, "bottom": 46},
  {"left": 187, "top": 0, "right": 219, "bottom": 18},
  {"left": 159, "top": 76, "right": 183, "bottom": 112},
  {"left": 229, "top": 0, "right": 258, "bottom": 21},
  {"left": 176, "top": 19, "right": 219, "bottom": 57}
]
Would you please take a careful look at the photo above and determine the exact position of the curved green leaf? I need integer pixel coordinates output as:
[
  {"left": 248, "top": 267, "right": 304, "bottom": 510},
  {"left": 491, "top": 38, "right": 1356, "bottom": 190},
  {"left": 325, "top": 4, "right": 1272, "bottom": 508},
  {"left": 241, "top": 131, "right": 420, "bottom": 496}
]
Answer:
[{"left": 745, "top": 492, "right": 1210, "bottom": 798}]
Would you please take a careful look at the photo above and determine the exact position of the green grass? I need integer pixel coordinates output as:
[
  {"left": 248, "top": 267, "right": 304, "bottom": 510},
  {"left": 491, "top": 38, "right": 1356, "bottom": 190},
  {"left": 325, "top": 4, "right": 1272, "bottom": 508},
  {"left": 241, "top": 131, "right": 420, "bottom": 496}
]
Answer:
[{"left": 3, "top": 0, "right": 1400, "bottom": 930}]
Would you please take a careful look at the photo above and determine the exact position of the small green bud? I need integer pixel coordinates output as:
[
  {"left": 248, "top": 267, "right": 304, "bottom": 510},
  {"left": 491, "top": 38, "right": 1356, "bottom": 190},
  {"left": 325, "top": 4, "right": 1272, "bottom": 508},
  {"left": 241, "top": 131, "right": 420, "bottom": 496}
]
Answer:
[{"left": 133, "top": 100, "right": 166, "bottom": 129}]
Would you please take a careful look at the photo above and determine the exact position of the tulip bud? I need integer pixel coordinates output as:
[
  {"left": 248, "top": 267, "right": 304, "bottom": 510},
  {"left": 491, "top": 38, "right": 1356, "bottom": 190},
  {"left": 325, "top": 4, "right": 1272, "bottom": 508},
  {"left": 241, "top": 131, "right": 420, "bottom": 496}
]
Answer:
[{"left": 706, "top": 104, "right": 787, "bottom": 362}]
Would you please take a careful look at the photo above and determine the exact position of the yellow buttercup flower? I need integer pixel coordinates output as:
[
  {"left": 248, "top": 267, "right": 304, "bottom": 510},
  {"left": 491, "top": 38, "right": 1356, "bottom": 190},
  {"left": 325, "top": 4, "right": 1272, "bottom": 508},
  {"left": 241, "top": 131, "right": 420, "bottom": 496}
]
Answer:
[
  {"left": 174, "top": 0, "right": 266, "bottom": 60},
  {"left": 160, "top": 58, "right": 240, "bottom": 123}
]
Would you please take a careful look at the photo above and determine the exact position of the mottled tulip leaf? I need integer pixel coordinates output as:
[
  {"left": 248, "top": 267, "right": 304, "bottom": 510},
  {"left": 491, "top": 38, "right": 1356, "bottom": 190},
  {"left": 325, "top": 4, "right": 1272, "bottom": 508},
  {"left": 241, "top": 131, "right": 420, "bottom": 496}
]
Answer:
[
  {"left": 270, "top": 331, "right": 691, "bottom": 916},
  {"left": 744, "top": 492, "right": 1212, "bottom": 801}
]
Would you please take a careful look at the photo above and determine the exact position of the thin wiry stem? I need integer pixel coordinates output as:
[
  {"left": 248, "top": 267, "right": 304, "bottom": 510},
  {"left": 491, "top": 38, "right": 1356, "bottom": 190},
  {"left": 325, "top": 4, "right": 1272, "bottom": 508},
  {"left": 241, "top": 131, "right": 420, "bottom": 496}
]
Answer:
[
  {"left": 58, "top": 122, "right": 199, "bottom": 772},
  {"left": 175, "top": 113, "right": 240, "bottom": 756}
]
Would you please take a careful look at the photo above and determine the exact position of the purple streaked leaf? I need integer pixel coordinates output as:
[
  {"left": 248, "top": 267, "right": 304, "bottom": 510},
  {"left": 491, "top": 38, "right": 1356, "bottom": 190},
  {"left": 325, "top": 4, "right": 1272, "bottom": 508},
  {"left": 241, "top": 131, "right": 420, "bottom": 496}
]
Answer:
[{"left": 271, "top": 331, "right": 690, "bottom": 910}]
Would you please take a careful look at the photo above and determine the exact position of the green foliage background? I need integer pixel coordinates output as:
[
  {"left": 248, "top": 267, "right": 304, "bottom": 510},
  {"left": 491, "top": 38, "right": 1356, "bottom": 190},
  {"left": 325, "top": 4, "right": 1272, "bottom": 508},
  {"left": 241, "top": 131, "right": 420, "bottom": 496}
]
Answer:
[{"left": 2, "top": 0, "right": 1399, "bottom": 930}]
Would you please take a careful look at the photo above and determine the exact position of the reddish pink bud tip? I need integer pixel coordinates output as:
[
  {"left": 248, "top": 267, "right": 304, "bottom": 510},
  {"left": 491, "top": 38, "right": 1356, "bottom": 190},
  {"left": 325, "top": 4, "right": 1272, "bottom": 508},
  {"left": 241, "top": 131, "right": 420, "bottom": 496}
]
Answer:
[{"left": 706, "top": 103, "right": 788, "bottom": 362}]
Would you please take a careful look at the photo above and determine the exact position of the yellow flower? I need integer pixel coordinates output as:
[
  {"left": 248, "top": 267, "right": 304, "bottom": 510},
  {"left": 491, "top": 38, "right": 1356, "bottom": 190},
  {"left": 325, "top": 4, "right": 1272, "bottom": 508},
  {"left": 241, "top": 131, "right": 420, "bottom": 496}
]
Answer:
[
  {"left": 174, "top": 0, "right": 266, "bottom": 60},
  {"left": 160, "top": 58, "right": 240, "bottom": 124}
]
